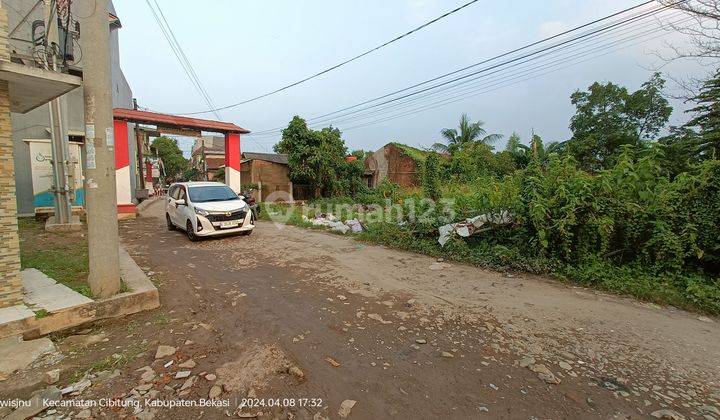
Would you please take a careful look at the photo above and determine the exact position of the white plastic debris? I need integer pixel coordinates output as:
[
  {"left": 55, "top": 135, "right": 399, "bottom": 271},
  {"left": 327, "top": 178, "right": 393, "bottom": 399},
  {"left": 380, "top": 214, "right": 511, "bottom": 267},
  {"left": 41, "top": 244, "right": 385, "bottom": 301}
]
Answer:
[
  {"left": 302, "top": 214, "right": 363, "bottom": 234},
  {"left": 345, "top": 219, "right": 364, "bottom": 233},
  {"left": 330, "top": 221, "right": 350, "bottom": 234},
  {"left": 438, "top": 211, "right": 514, "bottom": 246}
]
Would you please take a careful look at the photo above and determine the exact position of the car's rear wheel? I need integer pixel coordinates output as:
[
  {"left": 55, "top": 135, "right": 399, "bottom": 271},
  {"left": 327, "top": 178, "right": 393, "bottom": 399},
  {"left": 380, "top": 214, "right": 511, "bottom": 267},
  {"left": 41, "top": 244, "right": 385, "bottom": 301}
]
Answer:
[
  {"left": 186, "top": 220, "right": 199, "bottom": 242},
  {"left": 166, "top": 213, "right": 175, "bottom": 231}
]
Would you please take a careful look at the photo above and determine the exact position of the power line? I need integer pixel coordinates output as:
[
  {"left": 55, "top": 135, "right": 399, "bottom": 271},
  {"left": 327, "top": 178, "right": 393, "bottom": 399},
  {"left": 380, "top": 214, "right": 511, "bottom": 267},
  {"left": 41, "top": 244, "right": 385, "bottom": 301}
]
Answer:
[
  {"left": 175, "top": 0, "right": 483, "bottom": 115},
  {"left": 145, "top": 0, "right": 221, "bottom": 120},
  {"left": 338, "top": 18, "right": 692, "bottom": 133},
  {"left": 307, "top": 11, "right": 686, "bottom": 130},
  {"left": 246, "top": 15, "right": 688, "bottom": 142},
  {"left": 144, "top": 1, "right": 269, "bottom": 151},
  {"left": 303, "top": 7, "right": 673, "bottom": 129},
  {"left": 305, "top": 1, "right": 665, "bottom": 125},
  {"left": 247, "top": 1, "right": 682, "bottom": 138},
  {"left": 152, "top": 0, "right": 221, "bottom": 119}
]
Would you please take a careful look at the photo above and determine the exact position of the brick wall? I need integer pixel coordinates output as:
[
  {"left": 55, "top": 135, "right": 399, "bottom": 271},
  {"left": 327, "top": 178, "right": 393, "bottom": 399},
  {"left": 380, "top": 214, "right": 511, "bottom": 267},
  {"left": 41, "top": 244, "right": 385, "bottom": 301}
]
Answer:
[
  {"left": 0, "top": 79, "right": 23, "bottom": 308},
  {"left": 241, "top": 160, "right": 291, "bottom": 202},
  {"left": 0, "top": 7, "right": 23, "bottom": 308},
  {"left": 386, "top": 144, "right": 420, "bottom": 187}
]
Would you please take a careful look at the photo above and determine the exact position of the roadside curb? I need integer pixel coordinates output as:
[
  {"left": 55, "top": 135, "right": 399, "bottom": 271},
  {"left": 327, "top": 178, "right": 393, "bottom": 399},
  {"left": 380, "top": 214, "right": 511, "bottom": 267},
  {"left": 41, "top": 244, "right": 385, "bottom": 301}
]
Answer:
[{"left": 0, "top": 245, "right": 160, "bottom": 340}]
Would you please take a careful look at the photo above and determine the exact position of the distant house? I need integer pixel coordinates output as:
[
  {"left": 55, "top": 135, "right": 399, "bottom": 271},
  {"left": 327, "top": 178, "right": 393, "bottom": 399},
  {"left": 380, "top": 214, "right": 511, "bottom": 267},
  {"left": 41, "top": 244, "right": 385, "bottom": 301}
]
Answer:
[
  {"left": 240, "top": 152, "right": 293, "bottom": 202},
  {"left": 191, "top": 136, "right": 225, "bottom": 180},
  {"left": 364, "top": 142, "right": 428, "bottom": 188}
]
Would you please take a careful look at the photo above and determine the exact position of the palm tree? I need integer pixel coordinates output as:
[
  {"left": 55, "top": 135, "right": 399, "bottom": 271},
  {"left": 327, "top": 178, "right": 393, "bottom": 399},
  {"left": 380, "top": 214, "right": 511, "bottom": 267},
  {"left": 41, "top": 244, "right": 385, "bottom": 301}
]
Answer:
[
  {"left": 505, "top": 132, "right": 530, "bottom": 155},
  {"left": 432, "top": 113, "right": 503, "bottom": 154},
  {"left": 505, "top": 132, "right": 531, "bottom": 168}
]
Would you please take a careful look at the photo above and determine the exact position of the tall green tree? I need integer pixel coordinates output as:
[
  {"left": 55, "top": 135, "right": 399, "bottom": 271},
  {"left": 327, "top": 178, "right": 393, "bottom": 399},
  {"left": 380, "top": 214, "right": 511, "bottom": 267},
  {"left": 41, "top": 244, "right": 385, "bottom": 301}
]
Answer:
[
  {"left": 447, "top": 141, "right": 496, "bottom": 182},
  {"left": 151, "top": 136, "right": 187, "bottom": 178},
  {"left": 274, "top": 116, "right": 353, "bottom": 197},
  {"left": 505, "top": 132, "right": 531, "bottom": 168},
  {"left": 566, "top": 72, "right": 672, "bottom": 171},
  {"left": 432, "top": 113, "right": 503, "bottom": 154},
  {"left": 505, "top": 132, "right": 560, "bottom": 169},
  {"left": 684, "top": 68, "right": 720, "bottom": 159}
]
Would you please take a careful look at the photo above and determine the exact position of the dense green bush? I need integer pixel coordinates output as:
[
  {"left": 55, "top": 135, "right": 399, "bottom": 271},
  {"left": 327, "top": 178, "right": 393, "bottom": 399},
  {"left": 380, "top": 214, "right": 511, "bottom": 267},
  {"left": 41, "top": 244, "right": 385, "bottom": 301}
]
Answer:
[
  {"left": 391, "top": 147, "right": 719, "bottom": 313},
  {"left": 423, "top": 153, "right": 442, "bottom": 201}
]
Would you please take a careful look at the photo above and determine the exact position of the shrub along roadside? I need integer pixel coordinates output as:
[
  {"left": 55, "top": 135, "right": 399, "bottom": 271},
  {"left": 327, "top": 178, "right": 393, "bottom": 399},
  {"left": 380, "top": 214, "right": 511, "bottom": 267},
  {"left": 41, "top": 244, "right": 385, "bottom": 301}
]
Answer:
[
  {"left": 259, "top": 152, "right": 720, "bottom": 316},
  {"left": 259, "top": 204, "right": 719, "bottom": 315}
]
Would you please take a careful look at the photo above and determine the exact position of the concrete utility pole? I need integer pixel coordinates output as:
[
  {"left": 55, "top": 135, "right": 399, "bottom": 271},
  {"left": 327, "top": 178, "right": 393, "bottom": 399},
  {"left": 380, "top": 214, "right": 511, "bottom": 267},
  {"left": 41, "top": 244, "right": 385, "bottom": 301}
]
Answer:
[
  {"left": 80, "top": 0, "right": 120, "bottom": 298},
  {"left": 44, "top": 0, "right": 73, "bottom": 227}
]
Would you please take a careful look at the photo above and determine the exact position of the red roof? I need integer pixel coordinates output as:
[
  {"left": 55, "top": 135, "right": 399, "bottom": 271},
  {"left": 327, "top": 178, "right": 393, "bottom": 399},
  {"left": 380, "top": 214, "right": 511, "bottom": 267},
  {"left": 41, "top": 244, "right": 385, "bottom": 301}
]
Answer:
[
  {"left": 205, "top": 157, "right": 225, "bottom": 169},
  {"left": 113, "top": 108, "right": 250, "bottom": 134}
]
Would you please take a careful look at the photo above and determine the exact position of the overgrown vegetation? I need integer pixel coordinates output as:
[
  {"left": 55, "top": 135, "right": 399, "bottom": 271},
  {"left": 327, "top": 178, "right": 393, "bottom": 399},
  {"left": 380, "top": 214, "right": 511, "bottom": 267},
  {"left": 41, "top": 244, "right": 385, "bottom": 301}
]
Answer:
[
  {"left": 269, "top": 71, "right": 720, "bottom": 314},
  {"left": 274, "top": 116, "right": 366, "bottom": 198}
]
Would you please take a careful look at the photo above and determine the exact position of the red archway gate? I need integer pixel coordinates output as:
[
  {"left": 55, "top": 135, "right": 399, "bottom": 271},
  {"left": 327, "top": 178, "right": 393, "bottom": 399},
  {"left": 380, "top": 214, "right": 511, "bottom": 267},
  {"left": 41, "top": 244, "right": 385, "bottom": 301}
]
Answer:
[{"left": 112, "top": 108, "right": 250, "bottom": 216}]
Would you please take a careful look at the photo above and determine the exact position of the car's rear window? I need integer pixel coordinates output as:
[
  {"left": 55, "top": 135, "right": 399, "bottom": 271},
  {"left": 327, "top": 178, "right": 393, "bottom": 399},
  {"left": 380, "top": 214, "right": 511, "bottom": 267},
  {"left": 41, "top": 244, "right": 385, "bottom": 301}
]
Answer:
[{"left": 188, "top": 185, "right": 239, "bottom": 203}]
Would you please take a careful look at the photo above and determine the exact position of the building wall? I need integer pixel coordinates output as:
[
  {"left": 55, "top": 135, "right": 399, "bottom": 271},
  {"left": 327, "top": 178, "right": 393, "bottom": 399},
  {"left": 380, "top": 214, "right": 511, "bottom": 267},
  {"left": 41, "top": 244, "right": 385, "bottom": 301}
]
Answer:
[
  {"left": 7, "top": 0, "right": 135, "bottom": 215},
  {"left": 365, "top": 144, "right": 420, "bottom": 188},
  {"left": 386, "top": 144, "right": 420, "bottom": 187},
  {"left": 239, "top": 160, "right": 291, "bottom": 201},
  {"left": 0, "top": 78, "right": 22, "bottom": 307},
  {"left": 0, "top": 10, "right": 22, "bottom": 307}
]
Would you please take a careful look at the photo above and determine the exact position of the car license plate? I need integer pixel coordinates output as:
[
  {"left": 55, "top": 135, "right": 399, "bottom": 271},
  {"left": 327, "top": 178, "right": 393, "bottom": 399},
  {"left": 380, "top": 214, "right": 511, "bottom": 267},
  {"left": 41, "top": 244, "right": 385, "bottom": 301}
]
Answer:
[{"left": 220, "top": 221, "right": 239, "bottom": 228}]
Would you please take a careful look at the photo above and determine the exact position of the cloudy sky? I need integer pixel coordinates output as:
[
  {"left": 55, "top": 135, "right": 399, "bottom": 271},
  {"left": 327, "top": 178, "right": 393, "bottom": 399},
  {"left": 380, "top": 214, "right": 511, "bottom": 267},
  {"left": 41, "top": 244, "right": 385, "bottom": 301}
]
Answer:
[{"left": 113, "top": 0, "right": 708, "bottom": 156}]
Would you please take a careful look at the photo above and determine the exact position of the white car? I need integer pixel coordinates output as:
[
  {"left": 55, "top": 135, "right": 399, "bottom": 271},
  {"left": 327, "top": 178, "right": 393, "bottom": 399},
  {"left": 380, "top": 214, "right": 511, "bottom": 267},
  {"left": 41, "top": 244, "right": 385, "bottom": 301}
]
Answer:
[{"left": 165, "top": 182, "right": 254, "bottom": 241}]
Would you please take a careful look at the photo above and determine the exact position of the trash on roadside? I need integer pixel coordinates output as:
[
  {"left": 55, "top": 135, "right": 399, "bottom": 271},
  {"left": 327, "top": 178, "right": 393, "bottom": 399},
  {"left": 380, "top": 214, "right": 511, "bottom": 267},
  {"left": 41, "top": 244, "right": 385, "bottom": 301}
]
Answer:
[
  {"left": 345, "top": 219, "right": 364, "bottom": 233},
  {"left": 302, "top": 214, "right": 364, "bottom": 234},
  {"left": 438, "top": 211, "right": 514, "bottom": 246},
  {"left": 330, "top": 221, "right": 350, "bottom": 234}
]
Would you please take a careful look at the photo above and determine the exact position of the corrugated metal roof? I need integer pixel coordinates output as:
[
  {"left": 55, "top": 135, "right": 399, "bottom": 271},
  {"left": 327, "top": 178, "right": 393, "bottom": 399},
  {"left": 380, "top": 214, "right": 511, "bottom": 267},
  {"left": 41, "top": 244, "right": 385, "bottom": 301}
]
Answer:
[
  {"left": 205, "top": 157, "right": 225, "bottom": 169},
  {"left": 241, "top": 152, "right": 288, "bottom": 165},
  {"left": 113, "top": 108, "right": 250, "bottom": 134},
  {"left": 191, "top": 145, "right": 225, "bottom": 156}
]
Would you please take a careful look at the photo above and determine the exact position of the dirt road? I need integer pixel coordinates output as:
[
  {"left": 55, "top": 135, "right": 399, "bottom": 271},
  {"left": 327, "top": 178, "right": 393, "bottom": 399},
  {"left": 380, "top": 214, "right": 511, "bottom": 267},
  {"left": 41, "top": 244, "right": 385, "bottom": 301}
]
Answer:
[{"left": 34, "top": 198, "right": 720, "bottom": 419}]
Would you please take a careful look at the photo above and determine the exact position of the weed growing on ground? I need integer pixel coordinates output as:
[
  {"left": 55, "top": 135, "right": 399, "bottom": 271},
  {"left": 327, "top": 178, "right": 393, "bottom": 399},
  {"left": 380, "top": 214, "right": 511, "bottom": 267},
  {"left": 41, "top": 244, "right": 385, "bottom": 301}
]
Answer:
[
  {"left": 34, "top": 309, "right": 50, "bottom": 319},
  {"left": 154, "top": 313, "right": 170, "bottom": 325}
]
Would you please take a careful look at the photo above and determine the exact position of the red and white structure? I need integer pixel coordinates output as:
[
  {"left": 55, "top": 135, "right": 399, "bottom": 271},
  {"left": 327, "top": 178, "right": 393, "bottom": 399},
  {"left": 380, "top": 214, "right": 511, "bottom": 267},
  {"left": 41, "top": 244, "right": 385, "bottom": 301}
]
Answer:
[
  {"left": 112, "top": 108, "right": 250, "bottom": 217},
  {"left": 113, "top": 119, "right": 134, "bottom": 215},
  {"left": 224, "top": 132, "right": 241, "bottom": 192}
]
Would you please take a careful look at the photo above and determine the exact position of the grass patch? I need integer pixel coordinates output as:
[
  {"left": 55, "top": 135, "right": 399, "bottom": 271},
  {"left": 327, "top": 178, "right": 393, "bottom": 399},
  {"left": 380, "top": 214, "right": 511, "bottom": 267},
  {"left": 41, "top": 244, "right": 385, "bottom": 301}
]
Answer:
[
  {"left": 19, "top": 218, "right": 90, "bottom": 296},
  {"left": 154, "top": 313, "right": 170, "bottom": 325},
  {"left": 34, "top": 309, "right": 50, "bottom": 319},
  {"left": 120, "top": 281, "right": 131, "bottom": 293}
]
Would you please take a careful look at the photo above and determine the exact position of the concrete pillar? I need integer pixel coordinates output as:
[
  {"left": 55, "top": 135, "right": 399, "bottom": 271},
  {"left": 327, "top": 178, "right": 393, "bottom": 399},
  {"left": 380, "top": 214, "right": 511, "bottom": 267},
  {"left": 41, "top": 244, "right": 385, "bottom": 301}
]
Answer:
[
  {"left": 113, "top": 119, "right": 134, "bottom": 217},
  {"left": 224, "top": 132, "right": 241, "bottom": 192},
  {"left": 81, "top": 0, "right": 120, "bottom": 299}
]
